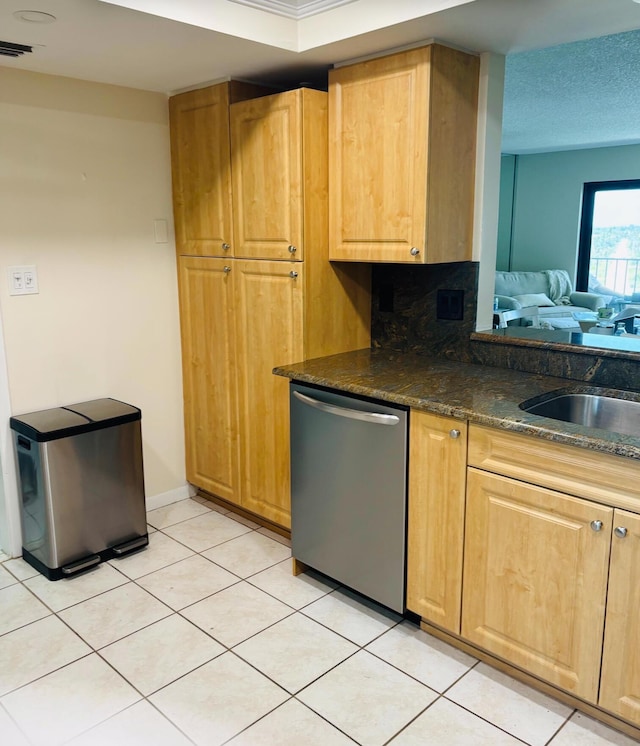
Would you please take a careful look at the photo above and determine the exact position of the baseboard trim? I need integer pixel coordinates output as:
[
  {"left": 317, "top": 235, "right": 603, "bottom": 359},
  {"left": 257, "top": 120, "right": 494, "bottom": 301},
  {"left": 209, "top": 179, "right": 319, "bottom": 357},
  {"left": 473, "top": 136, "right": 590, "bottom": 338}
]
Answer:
[
  {"left": 146, "top": 484, "right": 196, "bottom": 511},
  {"left": 196, "top": 489, "right": 291, "bottom": 539}
]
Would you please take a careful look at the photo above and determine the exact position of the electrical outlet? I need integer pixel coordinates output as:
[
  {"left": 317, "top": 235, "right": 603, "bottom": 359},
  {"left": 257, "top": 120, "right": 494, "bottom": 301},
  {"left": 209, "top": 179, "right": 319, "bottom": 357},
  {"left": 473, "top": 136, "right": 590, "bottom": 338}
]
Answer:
[
  {"left": 378, "top": 283, "right": 395, "bottom": 313},
  {"left": 436, "top": 289, "right": 464, "bottom": 320},
  {"left": 8, "top": 265, "right": 39, "bottom": 296}
]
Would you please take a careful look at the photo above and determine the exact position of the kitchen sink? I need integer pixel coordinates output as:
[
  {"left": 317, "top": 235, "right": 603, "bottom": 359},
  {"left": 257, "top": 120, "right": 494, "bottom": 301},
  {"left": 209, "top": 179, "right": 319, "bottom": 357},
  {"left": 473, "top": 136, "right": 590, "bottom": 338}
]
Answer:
[{"left": 520, "top": 391, "right": 640, "bottom": 437}]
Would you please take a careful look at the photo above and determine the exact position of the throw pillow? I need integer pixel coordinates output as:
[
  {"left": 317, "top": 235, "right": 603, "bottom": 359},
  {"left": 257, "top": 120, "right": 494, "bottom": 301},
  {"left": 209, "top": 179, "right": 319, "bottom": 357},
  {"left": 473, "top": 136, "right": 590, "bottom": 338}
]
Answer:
[{"left": 512, "top": 293, "right": 555, "bottom": 308}]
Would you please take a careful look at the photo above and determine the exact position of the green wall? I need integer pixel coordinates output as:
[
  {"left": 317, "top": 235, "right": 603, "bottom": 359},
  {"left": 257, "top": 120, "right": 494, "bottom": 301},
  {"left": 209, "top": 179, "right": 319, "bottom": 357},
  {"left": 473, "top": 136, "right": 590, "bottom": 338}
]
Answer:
[
  {"left": 496, "top": 154, "right": 515, "bottom": 270},
  {"left": 499, "top": 143, "right": 640, "bottom": 280}
]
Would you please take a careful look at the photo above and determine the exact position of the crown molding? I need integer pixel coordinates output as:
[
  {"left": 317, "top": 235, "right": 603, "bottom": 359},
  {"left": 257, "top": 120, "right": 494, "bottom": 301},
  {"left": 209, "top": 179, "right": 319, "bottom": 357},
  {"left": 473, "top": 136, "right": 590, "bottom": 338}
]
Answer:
[{"left": 226, "top": 0, "right": 356, "bottom": 20}]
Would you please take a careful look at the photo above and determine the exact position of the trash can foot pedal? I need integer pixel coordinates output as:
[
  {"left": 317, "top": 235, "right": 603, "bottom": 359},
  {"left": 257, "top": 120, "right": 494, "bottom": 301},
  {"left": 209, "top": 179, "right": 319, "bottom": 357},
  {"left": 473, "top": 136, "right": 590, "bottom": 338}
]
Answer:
[
  {"left": 112, "top": 535, "right": 148, "bottom": 557},
  {"left": 61, "top": 554, "right": 101, "bottom": 576}
]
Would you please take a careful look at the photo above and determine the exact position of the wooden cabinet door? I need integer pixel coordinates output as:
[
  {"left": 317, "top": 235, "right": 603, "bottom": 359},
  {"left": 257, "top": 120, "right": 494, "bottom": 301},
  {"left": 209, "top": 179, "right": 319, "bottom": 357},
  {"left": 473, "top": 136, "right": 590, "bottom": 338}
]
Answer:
[
  {"left": 599, "top": 509, "right": 640, "bottom": 724},
  {"left": 170, "top": 85, "right": 234, "bottom": 258},
  {"left": 462, "top": 469, "right": 612, "bottom": 701},
  {"left": 177, "top": 257, "right": 239, "bottom": 503},
  {"left": 233, "top": 260, "right": 304, "bottom": 527},
  {"left": 231, "top": 90, "right": 303, "bottom": 261},
  {"left": 329, "top": 44, "right": 478, "bottom": 265},
  {"left": 329, "top": 47, "right": 430, "bottom": 263},
  {"left": 406, "top": 412, "right": 467, "bottom": 633}
]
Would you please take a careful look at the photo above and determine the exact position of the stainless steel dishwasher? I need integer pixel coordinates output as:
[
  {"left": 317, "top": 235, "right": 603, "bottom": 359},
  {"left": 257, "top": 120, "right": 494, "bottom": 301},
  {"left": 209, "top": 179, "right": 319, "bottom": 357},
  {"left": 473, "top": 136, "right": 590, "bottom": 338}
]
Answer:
[{"left": 290, "top": 382, "right": 408, "bottom": 613}]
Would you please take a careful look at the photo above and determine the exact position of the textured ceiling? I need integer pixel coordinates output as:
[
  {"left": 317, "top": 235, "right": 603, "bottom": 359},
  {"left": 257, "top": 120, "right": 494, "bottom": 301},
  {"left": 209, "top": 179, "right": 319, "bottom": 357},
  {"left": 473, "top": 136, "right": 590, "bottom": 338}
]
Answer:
[{"left": 502, "top": 29, "right": 640, "bottom": 155}]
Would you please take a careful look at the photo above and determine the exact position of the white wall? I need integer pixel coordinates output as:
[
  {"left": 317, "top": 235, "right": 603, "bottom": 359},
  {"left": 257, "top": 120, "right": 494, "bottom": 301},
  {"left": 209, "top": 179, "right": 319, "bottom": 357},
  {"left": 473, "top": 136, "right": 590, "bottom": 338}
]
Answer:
[
  {"left": 0, "top": 69, "right": 187, "bottom": 552},
  {"left": 473, "top": 52, "right": 505, "bottom": 331},
  {"left": 505, "top": 143, "right": 640, "bottom": 277}
]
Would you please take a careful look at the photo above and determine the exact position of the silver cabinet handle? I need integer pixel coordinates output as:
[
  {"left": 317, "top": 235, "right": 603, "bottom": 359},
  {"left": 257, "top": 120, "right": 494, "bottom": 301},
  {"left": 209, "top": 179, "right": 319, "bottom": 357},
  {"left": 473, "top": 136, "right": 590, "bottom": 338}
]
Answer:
[
  {"left": 410, "top": 247, "right": 420, "bottom": 256},
  {"left": 590, "top": 520, "right": 603, "bottom": 532},
  {"left": 223, "top": 266, "right": 231, "bottom": 273},
  {"left": 449, "top": 429, "right": 461, "bottom": 439},
  {"left": 290, "top": 271, "right": 298, "bottom": 279},
  {"left": 614, "top": 526, "right": 628, "bottom": 539},
  {"left": 288, "top": 245, "right": 297, "bottom": 254},
  {"left": 222, "top": 242, "right": 230, "bottom": 250},
  {"left": 293, "top": 390, "right": 400, "bottom": 425}
]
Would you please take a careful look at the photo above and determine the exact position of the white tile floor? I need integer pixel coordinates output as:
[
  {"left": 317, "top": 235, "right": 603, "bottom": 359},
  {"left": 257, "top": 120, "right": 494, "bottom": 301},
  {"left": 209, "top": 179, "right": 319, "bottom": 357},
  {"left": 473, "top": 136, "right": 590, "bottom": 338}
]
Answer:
[{"left": 1, "top": 497, "right": 638, "bottom": 746}]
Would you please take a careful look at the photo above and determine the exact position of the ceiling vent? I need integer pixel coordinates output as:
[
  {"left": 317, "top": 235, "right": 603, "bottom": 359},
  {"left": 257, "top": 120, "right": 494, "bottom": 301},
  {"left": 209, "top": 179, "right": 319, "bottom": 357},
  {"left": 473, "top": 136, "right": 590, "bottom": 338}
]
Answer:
[{"left": 0, "top": 40, "right": 33, "bottom": 58}]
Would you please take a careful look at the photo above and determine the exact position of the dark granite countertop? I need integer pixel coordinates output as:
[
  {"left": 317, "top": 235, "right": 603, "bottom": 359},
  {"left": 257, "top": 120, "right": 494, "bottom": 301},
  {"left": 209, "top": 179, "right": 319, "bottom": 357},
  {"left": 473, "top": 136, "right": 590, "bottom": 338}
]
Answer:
[
  {"left": 274, "top": 348, "right": 640, "bottom": 460},
  {"left": 472, "top": 327, "right": 640, "bottom": 360}
]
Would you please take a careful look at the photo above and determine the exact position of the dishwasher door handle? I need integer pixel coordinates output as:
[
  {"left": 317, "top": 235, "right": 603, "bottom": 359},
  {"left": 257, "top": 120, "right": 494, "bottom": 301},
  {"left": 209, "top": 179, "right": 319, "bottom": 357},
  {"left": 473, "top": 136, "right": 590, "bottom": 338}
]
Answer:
[{"left": 292, "top": 390, "right": 400, "bottom": 425}]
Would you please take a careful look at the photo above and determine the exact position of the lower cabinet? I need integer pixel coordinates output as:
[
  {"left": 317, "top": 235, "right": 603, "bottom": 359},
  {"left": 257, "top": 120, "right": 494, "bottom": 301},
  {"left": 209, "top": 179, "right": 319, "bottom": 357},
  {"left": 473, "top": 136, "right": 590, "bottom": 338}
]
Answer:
[
  {"left": 599, "top": 508, "right": 640, "bottom": 724},
  {"left": 406, "top": 411, "right": 467, "bottom": 633},
  {"left": 178, "top": 257, "right": 240, "bottom": 504},
  {"left": 178, "top": 255, "right": 370, "bottom": 528},
  {"left": 462, "top": 468, "right": 611, "bottom": 701},
  {"left": 233, "top": 260, "right": 304, "bottom": 527},
  {"left": 178, "top": 256, "right": 302, "bottom": 527},
  {"left": 407, "top": 417, "right": 640, "bottom": 731}
]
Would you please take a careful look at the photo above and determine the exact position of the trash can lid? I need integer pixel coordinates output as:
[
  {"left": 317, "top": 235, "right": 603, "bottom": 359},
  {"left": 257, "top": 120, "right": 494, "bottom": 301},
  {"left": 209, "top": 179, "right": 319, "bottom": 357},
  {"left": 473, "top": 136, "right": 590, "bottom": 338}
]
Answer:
[
  {"left": 10, "top": 398, "right": 141, "bottom": 442},
  {"left": 10, "top": 408, "right": 89, "bottom": 441},
  {"left": 66, "top": 398, "right": 140, "bottom": 424}
]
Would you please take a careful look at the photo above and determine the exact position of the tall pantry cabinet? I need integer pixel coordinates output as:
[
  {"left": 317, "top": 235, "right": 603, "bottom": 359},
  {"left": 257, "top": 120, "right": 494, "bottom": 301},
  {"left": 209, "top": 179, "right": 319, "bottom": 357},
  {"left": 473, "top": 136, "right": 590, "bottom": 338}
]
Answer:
[{"left": 170, "top": 83, "right": 371, "bottom": 528}]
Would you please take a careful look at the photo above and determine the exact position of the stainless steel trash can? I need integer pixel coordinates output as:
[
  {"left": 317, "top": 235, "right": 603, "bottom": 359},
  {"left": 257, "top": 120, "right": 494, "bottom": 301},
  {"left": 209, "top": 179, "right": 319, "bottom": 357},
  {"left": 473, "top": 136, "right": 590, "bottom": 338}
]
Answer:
[{"left": 10, "top": 398, "right": 148, "bottom": 580}]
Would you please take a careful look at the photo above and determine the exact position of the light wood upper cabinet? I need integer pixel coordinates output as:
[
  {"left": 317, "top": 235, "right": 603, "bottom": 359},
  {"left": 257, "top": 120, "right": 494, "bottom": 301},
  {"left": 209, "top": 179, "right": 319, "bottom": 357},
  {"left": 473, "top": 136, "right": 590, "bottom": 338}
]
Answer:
[
  {"left": 169, "top": 81, "right": 267, "bottom": 257},
  {"left": 170, "top": 84, "right": 233, "bottom": 257},
  {"left": 329, "top": 43, "right": 479, "bottom": 264},
  {"left": 599, "top": 508, "right": 640, "bottom": 723},
  {"left": 233, "top": 260, "right": 304, "bottom": 528},
  {"left": 462, "top": 468, "right": 612, "bottom": 702},
  {"left": 177, "top": 256, "right": 240, "bottom": 503},
  {"left": 231, "top": 90, "right": 305, "bottom": 261},
  {"left": 406, "top": 412, "right": 467, "bottom": 634}
]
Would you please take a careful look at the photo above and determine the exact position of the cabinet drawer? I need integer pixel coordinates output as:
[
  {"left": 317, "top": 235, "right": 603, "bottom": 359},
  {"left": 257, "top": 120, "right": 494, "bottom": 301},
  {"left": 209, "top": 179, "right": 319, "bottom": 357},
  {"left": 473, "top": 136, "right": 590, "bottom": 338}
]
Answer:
[{"left": 468, "top": 424, "right": 640, "bottom": 510}]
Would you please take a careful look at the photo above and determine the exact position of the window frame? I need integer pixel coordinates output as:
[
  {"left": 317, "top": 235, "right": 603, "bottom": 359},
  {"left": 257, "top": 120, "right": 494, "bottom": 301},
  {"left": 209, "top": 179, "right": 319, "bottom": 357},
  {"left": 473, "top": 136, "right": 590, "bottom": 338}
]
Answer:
[{"left": 576, "top": 178, "right": 640, "bottom": 293}]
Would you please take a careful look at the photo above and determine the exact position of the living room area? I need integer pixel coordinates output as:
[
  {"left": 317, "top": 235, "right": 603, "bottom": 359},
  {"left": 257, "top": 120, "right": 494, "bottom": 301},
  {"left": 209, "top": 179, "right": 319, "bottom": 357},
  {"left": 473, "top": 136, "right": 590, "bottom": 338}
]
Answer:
[{"left": 495, "top": 30, "right": 640, "bottom": 340}]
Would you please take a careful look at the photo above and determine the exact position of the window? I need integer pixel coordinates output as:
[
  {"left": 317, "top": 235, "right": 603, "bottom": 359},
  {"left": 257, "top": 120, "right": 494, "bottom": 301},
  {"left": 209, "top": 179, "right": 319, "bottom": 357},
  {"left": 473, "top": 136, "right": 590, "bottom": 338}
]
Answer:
[{"left": 576, "top": 179, "right": 640, "bottom": 300}]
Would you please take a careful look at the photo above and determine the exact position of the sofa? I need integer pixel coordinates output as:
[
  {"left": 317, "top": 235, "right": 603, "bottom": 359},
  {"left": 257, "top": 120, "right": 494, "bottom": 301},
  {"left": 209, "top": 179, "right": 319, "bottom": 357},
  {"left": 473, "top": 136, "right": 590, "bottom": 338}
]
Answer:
[{"left": 495, "top": 269, "right": 606, "bottom": 328}]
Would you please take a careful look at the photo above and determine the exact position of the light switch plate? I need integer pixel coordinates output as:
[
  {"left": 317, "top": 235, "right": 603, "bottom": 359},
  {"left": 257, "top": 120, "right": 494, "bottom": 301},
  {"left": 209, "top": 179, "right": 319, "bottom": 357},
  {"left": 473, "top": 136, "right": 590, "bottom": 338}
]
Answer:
[
  {"left": 8, "top": 265, "right": 39, "bottom": 296},
  {"left": 153, "top": 219, "right": 168, "bottom": 244}
]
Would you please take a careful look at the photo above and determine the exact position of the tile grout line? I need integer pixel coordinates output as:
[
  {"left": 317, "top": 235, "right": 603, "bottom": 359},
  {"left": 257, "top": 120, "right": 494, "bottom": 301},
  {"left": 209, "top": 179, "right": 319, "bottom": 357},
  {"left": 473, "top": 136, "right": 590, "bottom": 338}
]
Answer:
[
  {"left": 0, "top": 563, "right": 529, "bottom": 746},
  {"left": 543, "top": 710, "right": 579, "bottom": 746},
  {"left": 60, "top": 512, "right": 306, "bottom": 741},
  {"left": 0, "top": 499, "right": 608, "bottom": 746}
]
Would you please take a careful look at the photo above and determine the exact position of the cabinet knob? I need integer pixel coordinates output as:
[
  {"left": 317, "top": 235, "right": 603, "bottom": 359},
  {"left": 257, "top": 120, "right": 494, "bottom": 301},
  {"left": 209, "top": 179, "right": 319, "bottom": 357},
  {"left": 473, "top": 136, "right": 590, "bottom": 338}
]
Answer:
[
  {"left": 288, "top": 245, "right": 297, "bottom": 254},
  {"left": 289, "top": 271, "right": 298, "bottom": 279},
  {"left": 222, "top": 242, "right": 231, "bottom": 251},
  {"left": 614, "top": 526, "right": 628, "bottom": 539},
  {"left": 223, "top": 266, "right": 231, "bottom": 274},
  {"left": 410, "top": 247, "right": 420, "bottom": 256},
  {"left": 449, "top": 429, "right": 461, "bottom": 439},
  {"left": 590, "top": 520, "right": 603, "bottom": 532}
]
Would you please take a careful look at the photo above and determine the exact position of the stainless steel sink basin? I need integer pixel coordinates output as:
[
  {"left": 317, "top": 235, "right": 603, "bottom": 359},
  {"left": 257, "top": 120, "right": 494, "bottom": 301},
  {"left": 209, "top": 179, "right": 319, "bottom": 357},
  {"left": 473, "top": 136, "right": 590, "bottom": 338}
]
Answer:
[{"left": 520, "top": 391, "right": 640, "bottom": 437}]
